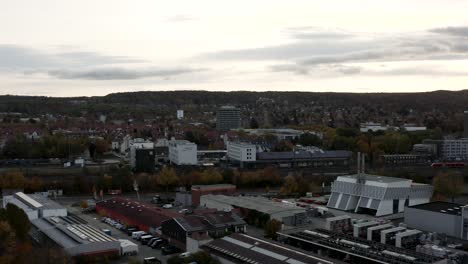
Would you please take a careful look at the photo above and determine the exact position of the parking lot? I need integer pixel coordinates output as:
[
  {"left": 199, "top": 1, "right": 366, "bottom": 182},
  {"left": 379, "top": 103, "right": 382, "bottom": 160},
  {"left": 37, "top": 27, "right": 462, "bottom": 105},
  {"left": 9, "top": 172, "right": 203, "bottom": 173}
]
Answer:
[{"left": 67, "top": 206, "right": 171, "bottom": 263}]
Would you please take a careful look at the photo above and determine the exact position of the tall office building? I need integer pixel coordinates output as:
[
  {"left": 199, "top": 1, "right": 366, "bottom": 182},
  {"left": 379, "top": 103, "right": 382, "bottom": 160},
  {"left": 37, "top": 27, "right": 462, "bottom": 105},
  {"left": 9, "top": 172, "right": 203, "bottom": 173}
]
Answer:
[
  {"left": 216, "top": 106, "right": 241, "bottom": 130},
  {"left": 464, "top": 111, "right": 468, "bottom": 138}
]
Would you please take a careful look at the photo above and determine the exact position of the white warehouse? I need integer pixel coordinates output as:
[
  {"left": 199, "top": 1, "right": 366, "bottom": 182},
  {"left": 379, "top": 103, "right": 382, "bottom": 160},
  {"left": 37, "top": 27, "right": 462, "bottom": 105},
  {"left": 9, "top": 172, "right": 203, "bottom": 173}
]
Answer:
[
  {"left": 327, "top": 174, "right": 433, "bottom": 216},
  {"left": 227, "top": 141, "right": 256, "bottom": 162},
  {"left": 169, "top": 140, "right": 198, "bottom": 165},
  {"left": 2, "top": 192, "right": 67, "bottom": 220}
]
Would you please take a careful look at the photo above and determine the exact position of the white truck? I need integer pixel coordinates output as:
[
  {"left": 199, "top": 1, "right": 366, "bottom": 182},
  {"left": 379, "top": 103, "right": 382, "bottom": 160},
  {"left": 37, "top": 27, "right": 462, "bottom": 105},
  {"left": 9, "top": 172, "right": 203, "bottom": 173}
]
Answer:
[{"left": 119, "top": 239, "right": 138, "bottom": 256}]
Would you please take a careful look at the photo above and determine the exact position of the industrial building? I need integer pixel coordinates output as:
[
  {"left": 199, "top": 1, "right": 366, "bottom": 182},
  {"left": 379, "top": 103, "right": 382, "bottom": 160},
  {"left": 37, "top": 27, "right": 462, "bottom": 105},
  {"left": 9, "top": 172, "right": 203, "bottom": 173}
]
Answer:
[
  {"left": 95, "top": 197, "right": 181, "bottom": 232},
  {"left": 216, "top": 106, "right": 241, "bottom": 131},
  {"left": 160, "top": 211, "right": 246, "bottom": 251},
  {"left": 2, "top": 192, "right": 67, "bottom": 220},
  {"left": 30, "top": 215, "right": 120, "bottom": 258},
  {"left": 200, "top": 194, "right": 310, "bottom": 226},
  {"left": 278, "top": 228, "right": 445, "bottom": 264},
  {"left": 204, "top": 233, "right": 336, "bottom": 264},
  {"left": 327, "top": 174, "right": 433, "bottom": 216},
  {"left": 255, "top": 150, "right": 351, "bottom": 169},
  {"left": 191, "top": 184, "right": 236, "bottom": 206},
  {"left": 168, "top": 139, "right": 198, "bottom": 165},
  {"left": 404, "top": 201, "right": 468, "bottom": 240}
]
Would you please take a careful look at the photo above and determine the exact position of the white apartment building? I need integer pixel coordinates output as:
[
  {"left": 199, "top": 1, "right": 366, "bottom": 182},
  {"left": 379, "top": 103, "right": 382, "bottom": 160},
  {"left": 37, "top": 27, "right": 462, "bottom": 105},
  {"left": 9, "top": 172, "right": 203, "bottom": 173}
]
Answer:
[
  {"left": 227, "top": 141, "right": 257, "bottom": 162},
  {"left": 169, "top": 140, "right": 197, "bottom": 165},
  {"left": 327, "top": 174, "right": 433, "bottom": 216},
  {"left": 177, "top": 110, "right": 184, "bottom": 120},
  {"left": 227, "top": 141, "right": 256, "bottom": 162},
  {"left": 441, "top": 139, "right": 468, "bottom": 160}
]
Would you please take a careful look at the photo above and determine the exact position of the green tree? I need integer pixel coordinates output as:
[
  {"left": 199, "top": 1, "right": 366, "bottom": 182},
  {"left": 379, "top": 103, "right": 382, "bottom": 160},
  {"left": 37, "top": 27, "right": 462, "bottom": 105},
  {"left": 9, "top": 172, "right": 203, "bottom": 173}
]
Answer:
[
  {"left": 298, "top": 133, "right": 322, "bottom": 146},
  {"left": 264, "top": 219, "right": 282, "bottom": 240}
]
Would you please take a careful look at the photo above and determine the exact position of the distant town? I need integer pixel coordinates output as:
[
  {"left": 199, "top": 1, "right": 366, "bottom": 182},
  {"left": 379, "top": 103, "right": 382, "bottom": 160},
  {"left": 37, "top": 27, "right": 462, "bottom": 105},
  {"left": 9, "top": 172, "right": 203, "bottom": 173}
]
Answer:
[{"left": 1, "top": 91, "right": 468, "bottom": 264}]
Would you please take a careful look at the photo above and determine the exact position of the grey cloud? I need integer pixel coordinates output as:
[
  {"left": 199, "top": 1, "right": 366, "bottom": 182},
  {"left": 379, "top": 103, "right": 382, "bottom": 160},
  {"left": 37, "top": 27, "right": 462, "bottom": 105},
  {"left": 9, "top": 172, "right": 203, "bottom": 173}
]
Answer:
[
  {"left": 430, "top": 26, "right": 468, "bottom": 37},
  {"left": 270, "top": 63, "right": 361, "bottom": 76},
  {"left": 47, "top": 67, "right": 204, "bottom": 80},
  {"left": 285, "top": 27, "right": 355, "bottom": 40},
  {"left": 0, "top": 44, "right": 205, "bottom": 81},
  {"left": 0, "top": 45, "right": 143, "bottom": 70},
  {"left": 201, "top": 26, "right": 468, "bottom": 70}
]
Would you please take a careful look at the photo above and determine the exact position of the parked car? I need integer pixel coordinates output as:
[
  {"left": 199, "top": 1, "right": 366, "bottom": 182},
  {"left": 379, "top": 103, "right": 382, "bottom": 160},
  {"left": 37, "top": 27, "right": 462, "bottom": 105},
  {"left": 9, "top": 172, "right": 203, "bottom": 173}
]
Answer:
[
  {"left": 141, "top": 235, "right": 154, "bottom": 245},
  {"left": 179, "top": 252, "right": 191, "bottom": 258},
  {"left": 143, "top": 257, "right": 162, "bottom": 264},
  {"left": 126, "top": 227, "right": 138, "bottom": 236},
  {"left": 162, "top": 245, "right": 181, "bottom": 255},
  {"left": 147, "top": 237, "right": 159, "bottom": 247},
  {"left": 162, "top": 204, "right": 173, "bottom": 209},
  {"left": 132, "top": 231, "right": 146, "bottom": 240},
  {"left": 151, "top": 239, "right": 168, "bottom": 249}
]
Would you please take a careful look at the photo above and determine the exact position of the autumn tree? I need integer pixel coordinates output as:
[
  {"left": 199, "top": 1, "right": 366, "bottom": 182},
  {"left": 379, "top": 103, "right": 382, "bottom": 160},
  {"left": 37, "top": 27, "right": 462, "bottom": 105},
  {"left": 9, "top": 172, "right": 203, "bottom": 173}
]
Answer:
[
  {"left": 200, "top": 168, "right": 223, "bottom": 184},
  {"left": 264, "top": 219, "right": 282, "bottom": 240},
  {"left": 433, "top": 172, "right": 464, "bottom": 202},
  {"left": 27, "top": 176, "right": 43, "bottom": 192},
  {"left": 0, "top": 220, "right": 16, "bottom": 264},
  {"left": 280, "top": 175, "right": 298, "bottom": 195},
  {"left": 0, "top": 171, "right": 26, "bottom": 190},
  {"left": 157, "top": 167, "right": 179, "bottom": 192},
  {"left": 5, "top": 203, "right": 30, "bottom": 240}
]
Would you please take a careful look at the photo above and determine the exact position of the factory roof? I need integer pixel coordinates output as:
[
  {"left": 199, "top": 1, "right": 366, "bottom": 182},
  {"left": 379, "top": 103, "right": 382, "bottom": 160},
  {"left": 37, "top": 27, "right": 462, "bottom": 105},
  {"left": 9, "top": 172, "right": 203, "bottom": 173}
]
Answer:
[
  {"left": 191, "top": 184, "right": 236, "bottom": 191},
  {"left": 13, "top": 192, "right": 65, "bottom": 211},
  {"left": 204, "top": 233, "right": 335, "bottom": 264},
  {"left": 408, "top": 201, "right": 465, "bottom": 215},
  {"left": 353, "top": 220, "right": 378, "bottom": 228},
  {"left": 173, "top": 211, "right": 245, "bottom": 232},
  {"left": 338, "top": 174, "right": 411, "bottom": 183},
  {"left": 202, "top": 194, "right": 306, "bottom": 216},
  {"left": 396, "top": 229, "right": 422, "bottom": 237},
  {"left": 31, "top": 216, "right": 119, "bottom": 255},
  {"left": 96, "top": 197, "right": 181, "bottom": 228},
  {"left": 257, "top": 150, "right": 351, "bottom": 161}
]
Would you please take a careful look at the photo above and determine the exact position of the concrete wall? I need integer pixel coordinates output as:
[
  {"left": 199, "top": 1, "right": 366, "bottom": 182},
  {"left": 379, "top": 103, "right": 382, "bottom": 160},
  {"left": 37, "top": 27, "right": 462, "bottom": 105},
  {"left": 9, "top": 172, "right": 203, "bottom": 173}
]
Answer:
[
  {"left": 186, "top": 236, "right": 213, "bottom": 253},
  {"left": 404, "top": 207, "right": 461, "bottom": 238}
]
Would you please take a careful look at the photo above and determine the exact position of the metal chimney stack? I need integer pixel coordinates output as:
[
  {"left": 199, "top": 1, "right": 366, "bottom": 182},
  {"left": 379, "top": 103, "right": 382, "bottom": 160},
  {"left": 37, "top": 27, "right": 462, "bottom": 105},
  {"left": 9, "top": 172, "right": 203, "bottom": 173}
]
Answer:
[
  {"left": 361, "top": 153, "right": 365, "bottom": 174},
  {"left": 357, "top": 152, "right": 361, "bottom": 174}
]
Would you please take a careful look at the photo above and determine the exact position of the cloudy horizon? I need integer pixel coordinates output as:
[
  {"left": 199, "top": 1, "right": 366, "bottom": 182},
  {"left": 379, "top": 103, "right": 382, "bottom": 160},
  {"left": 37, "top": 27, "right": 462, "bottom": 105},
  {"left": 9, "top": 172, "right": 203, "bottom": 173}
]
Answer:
[{"left": 1, "top": 0, "right": 468, "bottom": 97}]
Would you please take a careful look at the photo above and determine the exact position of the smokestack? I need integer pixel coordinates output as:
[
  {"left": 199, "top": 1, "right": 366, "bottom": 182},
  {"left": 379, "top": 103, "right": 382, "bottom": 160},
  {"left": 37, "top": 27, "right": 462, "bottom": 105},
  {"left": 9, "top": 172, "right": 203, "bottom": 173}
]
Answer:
[
  {"left": 361, "top": 153, "right": 365, "bottom": 174},
  {"left": 357, "top": 152, "right": 361, "bottom": 174},
  {"left": 464, "top": 111, "right": 468, "bottom": 138}
]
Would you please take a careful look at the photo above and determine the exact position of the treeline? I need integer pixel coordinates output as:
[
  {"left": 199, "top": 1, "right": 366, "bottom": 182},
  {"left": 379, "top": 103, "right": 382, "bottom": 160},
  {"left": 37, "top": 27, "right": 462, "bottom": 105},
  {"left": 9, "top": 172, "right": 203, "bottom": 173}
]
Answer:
[
  {"left": 2, "top": 90, "right": 468, "bottom": 117},
  {"left": 1, "top": 134, "right": 108, "bottom": 159},
  {"left": 72, "top": 165, "right": 323, "bottom": 198}
]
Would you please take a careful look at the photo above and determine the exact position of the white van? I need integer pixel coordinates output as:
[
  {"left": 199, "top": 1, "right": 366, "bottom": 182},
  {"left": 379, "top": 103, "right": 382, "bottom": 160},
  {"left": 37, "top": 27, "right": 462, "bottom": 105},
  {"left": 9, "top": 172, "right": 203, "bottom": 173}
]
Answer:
[{"left": 131, "top": 231, "right": 146, "bottom": 240}]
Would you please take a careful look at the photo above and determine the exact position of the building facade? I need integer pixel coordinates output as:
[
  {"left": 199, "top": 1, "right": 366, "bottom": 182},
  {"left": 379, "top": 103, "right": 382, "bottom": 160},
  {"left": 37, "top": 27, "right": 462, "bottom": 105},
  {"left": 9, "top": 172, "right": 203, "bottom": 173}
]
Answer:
[
  {"left": 227, "top": 141, "right": 256, "bottom": 162},
  {"left": 404, "top": 201, "right": 468, "bottom": 240},
  {"left": 327, "top": 174, "right": 433, "bottom": 216},
  {"left": 216, "top": 106, "right": 241, "bottom": 131},
  {"left": 168, "top": 140, "right": 197, "bottom": 165}
]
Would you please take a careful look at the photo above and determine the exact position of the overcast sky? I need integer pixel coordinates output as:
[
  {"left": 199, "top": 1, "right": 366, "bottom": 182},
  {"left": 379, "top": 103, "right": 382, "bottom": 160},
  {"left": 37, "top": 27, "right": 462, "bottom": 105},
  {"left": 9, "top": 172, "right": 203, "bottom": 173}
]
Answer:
[{"left": 1, "top": 0, "right": 468, "bottom": 97}]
